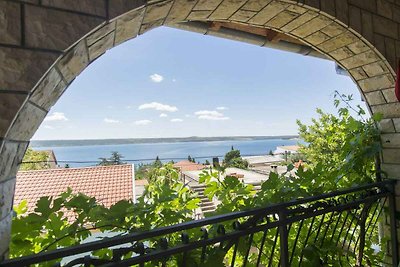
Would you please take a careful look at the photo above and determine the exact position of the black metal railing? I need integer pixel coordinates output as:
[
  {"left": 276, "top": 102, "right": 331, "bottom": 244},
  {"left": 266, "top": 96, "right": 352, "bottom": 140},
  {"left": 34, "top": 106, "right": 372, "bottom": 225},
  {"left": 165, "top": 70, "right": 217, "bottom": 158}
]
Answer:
[{"left": 1, "top": 180, "right": 398, "bottom": 267}]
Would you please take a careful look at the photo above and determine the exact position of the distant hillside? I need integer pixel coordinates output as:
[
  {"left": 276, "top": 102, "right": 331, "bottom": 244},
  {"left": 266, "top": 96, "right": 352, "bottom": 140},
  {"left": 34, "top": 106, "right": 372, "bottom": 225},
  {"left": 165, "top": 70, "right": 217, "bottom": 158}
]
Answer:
[{"left": 30, "top": 135, "right": 299, "bottom": 147}]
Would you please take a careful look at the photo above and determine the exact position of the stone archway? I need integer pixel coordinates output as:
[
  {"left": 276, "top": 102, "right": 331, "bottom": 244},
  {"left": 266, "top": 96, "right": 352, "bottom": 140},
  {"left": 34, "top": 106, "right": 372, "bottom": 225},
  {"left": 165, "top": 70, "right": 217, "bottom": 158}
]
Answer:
[{"left": 1, "top": 0, "right": 400, "bottom": 259}]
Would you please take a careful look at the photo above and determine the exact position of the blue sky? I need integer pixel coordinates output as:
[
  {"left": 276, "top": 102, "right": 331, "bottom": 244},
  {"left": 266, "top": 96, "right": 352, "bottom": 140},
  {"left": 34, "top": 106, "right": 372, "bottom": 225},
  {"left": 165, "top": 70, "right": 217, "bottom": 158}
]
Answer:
[{"left": 32, "top": 27, "right": 366, "bottom": 140}]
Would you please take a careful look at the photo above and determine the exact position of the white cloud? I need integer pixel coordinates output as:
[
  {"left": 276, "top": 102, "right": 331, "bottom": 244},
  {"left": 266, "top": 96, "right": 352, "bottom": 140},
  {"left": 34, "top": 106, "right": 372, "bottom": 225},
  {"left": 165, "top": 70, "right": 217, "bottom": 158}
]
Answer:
[
  {"left": 194, "top": 110, "right": 230, "bottom": 121},
  {"left": 171, "top": 118, "right": 183, "bottom": 123},
  {"left": 135, "top": 120, "right": 152, "bottom": 125},
  {"left": 185, "top": 114, "right": 191, "bottom": 118},
  {"left": 150, "top": 73, "right": 164, "bottom": 83},
  {"left": 172, "top": 78, "right": 177, "bottom": 82},
  {"left": 160, "top": 113, "right": 168, "bottom": 118},
  {"left": 126, "top": 105, "right": 132, "bottom": 109},
  {"left": 138, "top": 102, "right": 178, "bottom": 112},
  {"left": 43, "top": 125, "right": 54, "bottom": 129},
  {"left": 216, "top": 106, "right": 228, "bottom": 110},
  {"left": 44, "top": 112, "right": 69, "bottom": 122},
  {"left": 104, "top": 118, "right": 120, "bottom": 123}
]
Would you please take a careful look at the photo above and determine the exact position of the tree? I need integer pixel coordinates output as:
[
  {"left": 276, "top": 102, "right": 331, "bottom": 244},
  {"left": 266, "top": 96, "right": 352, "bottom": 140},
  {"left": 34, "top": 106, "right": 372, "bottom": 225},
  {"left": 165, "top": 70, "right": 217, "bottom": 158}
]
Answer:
[
  {"left": 98, "top": 152, "right": 125, "bottom": 166},
  {"left": 205, "top": 159, "right": 210, "bottom": 165},
  {"left": 296, "top": 92, "right": 382, "bottom": 187},
  {"left": 223, "top": 149, "right": 248, "bottom": 169},
  {"left": 187, "top": 155, "right": 192, "bottom": 162},
  {"left": 268, "top": 149, "right": 274, "bottom": 156},
  {"left": 153, "top": 156, "right": 162, "bottom": 168},
  {"left": 20, "top": 148, "right": 51, "bottom": 171}
]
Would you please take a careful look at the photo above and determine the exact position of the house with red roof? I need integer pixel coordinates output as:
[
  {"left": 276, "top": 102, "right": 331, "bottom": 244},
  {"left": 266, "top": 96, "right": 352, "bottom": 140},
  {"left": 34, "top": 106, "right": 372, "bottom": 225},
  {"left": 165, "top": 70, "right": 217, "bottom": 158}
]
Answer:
[{"left": 15, "top": 164, "right": 147, "bottom": 213}]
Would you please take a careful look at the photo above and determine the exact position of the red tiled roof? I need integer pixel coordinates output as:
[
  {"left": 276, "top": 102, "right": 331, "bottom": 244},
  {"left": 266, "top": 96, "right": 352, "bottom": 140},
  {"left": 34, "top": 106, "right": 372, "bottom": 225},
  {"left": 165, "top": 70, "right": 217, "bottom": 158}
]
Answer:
[
  {"left": 15, "top": 164, "right": 133, "bottom": 213},
  {"left": 173, "top": 160, "right": 207, "bottom": 171}
]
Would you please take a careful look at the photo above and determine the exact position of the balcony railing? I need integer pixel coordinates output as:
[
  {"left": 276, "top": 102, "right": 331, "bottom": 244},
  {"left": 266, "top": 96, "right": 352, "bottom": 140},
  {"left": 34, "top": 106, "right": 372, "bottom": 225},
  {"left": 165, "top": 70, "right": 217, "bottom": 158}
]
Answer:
[{"left": 1, "top": 180, "right": 398, "bottom": 267}]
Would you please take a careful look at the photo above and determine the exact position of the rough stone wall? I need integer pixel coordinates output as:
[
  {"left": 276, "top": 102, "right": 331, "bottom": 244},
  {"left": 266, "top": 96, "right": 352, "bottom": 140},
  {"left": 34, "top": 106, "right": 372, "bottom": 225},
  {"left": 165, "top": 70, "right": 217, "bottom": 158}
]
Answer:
[{"left": 1, "top": 0, "right": 400, "bottom": 261}]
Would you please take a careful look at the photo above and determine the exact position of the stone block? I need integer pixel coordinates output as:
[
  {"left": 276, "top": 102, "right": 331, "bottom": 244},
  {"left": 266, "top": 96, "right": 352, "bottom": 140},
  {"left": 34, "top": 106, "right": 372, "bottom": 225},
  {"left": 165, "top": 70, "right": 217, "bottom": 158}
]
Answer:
[
  {"left": 88, "top": 31, "right": 115, "bottom": 61},
  {"left": 371, "top": 103, "right": 400, "bottom": 119},
  {"left": 340, "top": 50, "right": 381, "bottom": 69},
  {"left": 0, "top": 141, "right": 28, "bottom": 182},
  {"left": 320, "top": 0, "right": 336, "bottom": 17},
  {"left": 0, "top": 93, "right": 27, "bottom": 138},
  {"left": 379, "top": 119, "right": 396, "bottom": 133},
  {"left": 187, "top": 10, "right": 213, "bottom": 20},
  {"left": 320, "top": 23, "right": 346, "bottom": 38},
  {"left": 0, "top": 1, "right": 21, "bottom": 45},
  {"left": 57, "top": 40, "right": 89, "bottom": 83},
  {"left": 394, "top": 118, "right": 400, "bottom": 132},
  {"left": 108, "top": 0, "right": 146, "bottom": 19},
  {"left": 142, "top": 0, "right": 173, "bottom": 24},
  {"left": 165, "top": 0, "right": 198, "bottom": 23},
  {"left": 0, "top": 47, "right": 58, "bottom": 92},
  {"left": 25, "top": 5, "right": 103, "bottom": 50},
  {"left": 377, "top": 0, "right": 394, "bottom": 19},
  {"left": 330, "top": 47, "right": 354, "bottom": 61},
  {"left": 318, "top": 31, "right": 359, "bottom": 53},
  {"left": 281, "top": 10, "right": 318, "bottom": 33},
  {"left": 209, "top": 0, "right": 248, "bottom": 20},
  {"left": 385, "top": 37, "right": 397, "bottom": 70},
  {"left": 230, "top": 9, "right": 257, "bottom": 22},
  {"left": 86, "top": 22, "right": 116, "bottom": 46},
  {"left": 193, "top": 0, "right": 223, "bottom": 11},
  {"left": 30, "top": 68, "right": 67, "bottom": 111},
  {"left": 114, "top": 8, "right": 145, "bottom": 46},
  {"left": 349, "top": 5, "right": 362, "bottom": 34},
  {"left": 348, "top": 0, "right": 376, "bottom": 12},
  {"left": 266, "top": 10, "right": 299, "bottom": 29},
  {"left": 6, "top": 102, "right": 47, "bottom": 141},
  {"left": 365, "top": 90, "right": 387, "bottom": 105},
  {"left": 362, "top": 61, "right": 390, "bottom": 77},
  {"left": 382, "top": 88, "right": 398, "bottom": 103},
  {"left": 241, "top": 0, "right": 271, "bottom": 12},
  {"left": 248, "top": 1, "right": 289, "bottom": 25},
  {"left": 382, "top": 148, "right": 400, "bottom": 164},
  {"left": 383, "top": 164, "right": 400, "bottom": 179},
  {"left": 373, "top": 15, "right": 398, "bottom": 39},
  {"left": 334, "top": 0, "right": 349, "bottom": 26},
  {"left": 347, "top": 40, "right": 370, "bottom": 54},
  {"left": 382, "top": 133, "right": 400, "bottom": 148},
  {"left": 0, "top": 213, "right": 12, "bottom": 260},
  {"left": 349, "top": 67, "right": 368, "bottom": 80},
  {"left": 361, "top": 10, "right": 374, "bottom": 43},
  {"left": 0, "top": 178, "right": 16, "bottom": 221},
  {"left": 291, "top": 14, "right": 332, "bottom": 38},
  {"left": 303, "top": 30, "right": 329, "bottom": 46},
  {"left": 286, "top": 5, "right": 307, "bottom": 15},
  {"left": 41, "top": 0, "right": 107, "bottom": 17},
  {"left": 358, "top": 74, "right": 395, "bottom": 92},
  {"left": 139, "top": 19, "right": 164, "bottom": 35}
]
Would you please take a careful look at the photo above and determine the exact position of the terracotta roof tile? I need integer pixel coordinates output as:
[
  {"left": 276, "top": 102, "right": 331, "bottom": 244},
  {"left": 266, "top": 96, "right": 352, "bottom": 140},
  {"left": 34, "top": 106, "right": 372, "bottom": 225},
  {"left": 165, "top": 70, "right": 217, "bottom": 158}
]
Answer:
[
  {"left": 15, "top": 164, "right": 133, "bottom": 213},
  {"left": 173, "top": 161, "right": 206, "bottom": 172}
]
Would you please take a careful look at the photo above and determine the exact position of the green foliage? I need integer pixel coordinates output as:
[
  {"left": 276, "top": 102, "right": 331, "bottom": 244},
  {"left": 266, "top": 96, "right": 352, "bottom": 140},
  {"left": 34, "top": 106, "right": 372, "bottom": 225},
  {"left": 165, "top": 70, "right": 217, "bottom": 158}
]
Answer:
[
  {"left": 297, "top": 92, "right": 382, "bottom": 188},
  {"left": 10, "top": 94, "right": 385, "bottom": 266},
  {"left": 98, "top": 151, "right": 125, "bottom": 166},
  {"left": 223, "top": 149, "right": 249, "bottom": 169},
  {"left": 20, "top": 148, "right": 51, "bottom": 171},
  {"left": 10, "top": 164, "right": 200, "bottom": 263}
]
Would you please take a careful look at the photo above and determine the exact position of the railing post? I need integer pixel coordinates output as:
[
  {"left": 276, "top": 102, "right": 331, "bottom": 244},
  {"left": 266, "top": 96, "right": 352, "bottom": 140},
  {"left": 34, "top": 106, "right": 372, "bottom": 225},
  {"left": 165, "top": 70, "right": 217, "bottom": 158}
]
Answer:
[
  {"left": 279, "top": 210, "right": 289, "bottom": 267},
  {"left": 388, "top": 182, "right": 399, "bottom": 267}
]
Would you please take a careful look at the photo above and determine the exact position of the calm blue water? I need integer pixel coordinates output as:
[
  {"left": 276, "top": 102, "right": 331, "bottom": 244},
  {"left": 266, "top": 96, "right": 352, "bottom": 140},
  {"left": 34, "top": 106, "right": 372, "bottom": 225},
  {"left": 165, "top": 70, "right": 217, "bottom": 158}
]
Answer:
[{"left": 34, "top": 139, "right": 298, "bottom": 168}]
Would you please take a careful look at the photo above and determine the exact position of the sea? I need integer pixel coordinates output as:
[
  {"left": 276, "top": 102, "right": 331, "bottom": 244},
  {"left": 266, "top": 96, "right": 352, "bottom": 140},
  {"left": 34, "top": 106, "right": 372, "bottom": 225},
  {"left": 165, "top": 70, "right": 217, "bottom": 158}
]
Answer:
[{"left": 31, "top": 138, "right": 299, "bottom": 168}]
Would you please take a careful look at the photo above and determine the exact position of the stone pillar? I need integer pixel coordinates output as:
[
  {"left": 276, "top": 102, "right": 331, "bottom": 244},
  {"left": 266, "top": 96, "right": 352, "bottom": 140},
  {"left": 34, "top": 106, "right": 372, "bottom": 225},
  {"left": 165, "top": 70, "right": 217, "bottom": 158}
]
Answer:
[{"left": 0, "top": 140, "right": 28, "bottom": 260}]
